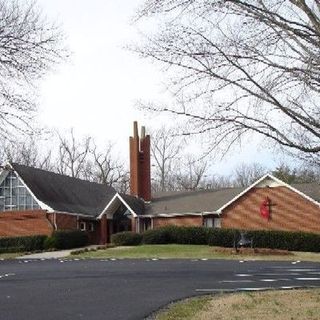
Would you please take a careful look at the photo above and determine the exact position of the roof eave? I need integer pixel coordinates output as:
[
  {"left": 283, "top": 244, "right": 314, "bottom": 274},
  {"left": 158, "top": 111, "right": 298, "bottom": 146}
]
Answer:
[
  {"left": 7, "top": 162, "right": 55, "bottom": 213},
  {"left": 97, "top": 193, "right": 138, "bottom": 219},
  {"left": 216, "top": 173, "right": 320, "bottom": 213}
]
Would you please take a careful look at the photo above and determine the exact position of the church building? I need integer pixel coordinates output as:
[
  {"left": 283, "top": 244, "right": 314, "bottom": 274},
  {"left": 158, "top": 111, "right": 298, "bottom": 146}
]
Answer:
[{"left": 0, "top": 122, "right": 319, "bottom": 244}]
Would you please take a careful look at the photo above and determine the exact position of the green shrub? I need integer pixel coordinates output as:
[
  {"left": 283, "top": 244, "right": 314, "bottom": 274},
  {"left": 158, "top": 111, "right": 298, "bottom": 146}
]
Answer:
[
  {"left": 50, "top": 230, "right": 88, "bottom": 249},
  {"left": 0, "top": 246, "right": 24, "bottom": 254},
  {"left": 207, "top": 228, "right": 237, "bottom": 247},
  {"left": 246, "top": 230, "right": 320, "bottom": 252},
  {"left": 43, "top": 236, "right": 57, "bottom": 250},
  {"left": 207, "top": 229, "right": 320, "bottom": 252},
  {"left": 172, "top": 226, "right": 208, "bottom": 245},
  {"left": 142, "top": 226, "right": 176, "bottom": 244},
  {"left": 142, "top": 226, "right": 209, "bottom": 245},
  {"left": 111, "top": 232, "right": 142, "bottom": 246},
  {"left": 0, "top": 235, "right": 47, "bottom": 253}
]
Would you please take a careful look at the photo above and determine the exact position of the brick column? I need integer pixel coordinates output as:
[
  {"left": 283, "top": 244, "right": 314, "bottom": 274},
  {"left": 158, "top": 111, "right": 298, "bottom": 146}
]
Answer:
[
  {"left": 131, "top": 217, "right": 137, "bottom": 233},
  {"left": 100, "top": 214, "right": 108, "bottom": 244}
]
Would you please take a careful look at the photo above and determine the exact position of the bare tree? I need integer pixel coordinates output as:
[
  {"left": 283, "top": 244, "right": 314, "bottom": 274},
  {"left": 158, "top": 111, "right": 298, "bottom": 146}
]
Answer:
[
  {"left": 273, "top": 163, "right": 320, "bottom": 183},
  {"left": 232, "top": 163, "right": 267, "bottom": 187},
  {"left": 0, "top": 0, "right": 66, "bottom": 138},
  {"left": 176, "top": 155, "right": 209, "bottom": 191},
  {"left": 114, "top": 171, "right": 130, "bottom": 194},
  {"left": 0, "top": 136, "right": 53, "bottom": 170},
  {"left": 204, "top": 175, "right": 233, "bottom": 190},
  {"left": 136, "top": 0, "right": 320, "bottom": 159},
  {"left": 57, "top": 129, "right": 91, "bottom": 179},
  {"left": 90, "top": 142, "right": 128, "bottom": 188},
  {"left": 150, "top": 127, "right": 183, "bottom": 192}
]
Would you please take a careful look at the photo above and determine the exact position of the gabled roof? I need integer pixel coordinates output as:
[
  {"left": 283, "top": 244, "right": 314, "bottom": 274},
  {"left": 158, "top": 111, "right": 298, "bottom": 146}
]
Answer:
[
  {"left": 9, "top": 163, "right": 117, "bottom": 217},
  {"left": 144, "top": 174, "right": 320, "bottom": 217},
  {"left": 216, "top": 174, "right": 320, "bottom": 213},
  {"left": 98, "top": 193, "right": 145, "bottom": 219},
  {"left": 292, "top": 182, "right": 320, "bottom": 203},
  {"left": 144, "top": 187, "right": 245, "bottom": 216}
]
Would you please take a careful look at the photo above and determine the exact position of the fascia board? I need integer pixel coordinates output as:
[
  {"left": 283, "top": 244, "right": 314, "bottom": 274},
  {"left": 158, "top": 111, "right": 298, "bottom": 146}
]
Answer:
[
  {"left": 8, "top": 162, "right": 54, "bottom": 212},
  {"left": 97, "top": 193, "right": 137, "bottom": 219},
  {"left": 268, "top": 174, "right": 320, "bottom": 208},
  {"left": 217, "top": 173, "right": 320, "bottom": 213},
  {"left": 216, "top": 173, "right": 278, "bottom": 213}
]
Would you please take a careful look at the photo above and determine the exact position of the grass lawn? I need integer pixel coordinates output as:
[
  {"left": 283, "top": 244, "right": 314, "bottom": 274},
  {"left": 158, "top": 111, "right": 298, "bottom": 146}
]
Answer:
[
  {"left": 74, "top": 244, "right": 320, "bottom": 261},
  {"left": 0, "top": 252, "right": 21, "bottom": 259},
  {"left": 154, "top": 289, "right": 320, "bottom": 320}
]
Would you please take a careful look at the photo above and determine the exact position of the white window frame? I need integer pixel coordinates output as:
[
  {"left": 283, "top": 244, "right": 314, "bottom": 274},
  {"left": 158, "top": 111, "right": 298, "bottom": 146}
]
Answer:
[
  {"left": 204, "top": 216, "right": 222, "bottom": 228},
  {"left": 88, "top": 222, "right": 95, "bottom": 232},
  {"left": 214, "top": 217, "right": 222, "bottom": 228},
  {"left": 204, "top": 217, "right": 214, "bottom": 228},
  {"left": 80, "top": 221, "right": 86, "bottom": 231},
  {"left": 0, "top": 171, "right": 40, "bottom": 212}
]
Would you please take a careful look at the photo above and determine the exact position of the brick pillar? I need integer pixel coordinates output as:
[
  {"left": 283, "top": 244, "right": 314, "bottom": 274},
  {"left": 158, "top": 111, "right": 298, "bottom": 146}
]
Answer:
[
  {"left": 100, "top": 214, "right": 108, "bottom": 244},
  {"left": 131, "top": 217, "right": 136, "bottom": 233},
  {"left": 140, "top": 134, "right": 151, "bottom": 201},
  {"left": 129, "top": 121, "right": 151, "bottom": 201},
  {"left": 130, "top": 121, "right": 140, "bottom": 197}
]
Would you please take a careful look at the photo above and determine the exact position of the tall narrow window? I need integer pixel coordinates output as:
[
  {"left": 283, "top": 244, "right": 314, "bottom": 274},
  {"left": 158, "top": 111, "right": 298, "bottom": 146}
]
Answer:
[{"left": 0, "top": 171, "right": 40, "bottom": 212}]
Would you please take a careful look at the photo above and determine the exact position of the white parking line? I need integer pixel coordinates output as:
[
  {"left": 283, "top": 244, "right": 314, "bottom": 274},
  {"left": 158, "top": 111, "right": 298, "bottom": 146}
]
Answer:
[
  {"left": 0, "top": 273, "right": 15, "bottom": 279},
  {"left": 260, "top": 279, "right": 278, "bottom": 282},
  {"left": 220, "top": 280, "right": 254, "bottom": 283},
  {"left": 260, "top": 273, "right": 299, "bottom": 276},
  {"left": 295, "top": 278, "right": 320, "bottom": 281},
  {"left": 196, "top": 288, "right": 235, "bottom": 293},
  {"left": 289, "top": 269, "right": 319, "bottom": 272},
  {"left": 238, "top": 287, "right": 269, "bottom": 291}
]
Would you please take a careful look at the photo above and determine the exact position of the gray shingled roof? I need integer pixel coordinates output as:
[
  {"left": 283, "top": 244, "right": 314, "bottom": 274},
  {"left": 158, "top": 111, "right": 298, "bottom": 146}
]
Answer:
[
  {"left": 121, "top": 194, "right": 145, "bottom": 215},
  {"left": 11, "top": 163, "right": 117, "bottom": 217},
  {"left": 144, "top": 182, "right": 320, "bottom": 216},
  {"left": 7, "top": 164, "right": 320, "bottom": 218},
  {"left": 292, "top": 183, "right": 320, "bottom": 203},
  {"left": 145, "top": 187, "right": 245, "bottom": 216}
]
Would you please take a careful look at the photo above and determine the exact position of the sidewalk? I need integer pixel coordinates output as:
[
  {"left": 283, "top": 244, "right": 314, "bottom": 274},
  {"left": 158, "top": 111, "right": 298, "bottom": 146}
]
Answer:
[
  {"left": 16, "top": 245, "right": 104, "bottom": 259},
  {"left": 17, "top": 249, "right": 74, "bottom": 259}
]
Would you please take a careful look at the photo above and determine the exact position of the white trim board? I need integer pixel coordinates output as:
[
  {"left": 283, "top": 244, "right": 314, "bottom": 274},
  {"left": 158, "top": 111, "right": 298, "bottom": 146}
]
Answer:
[
  {"left": 142, "top": 211, "right": 220, "bottom": 218},
  {"left": 97, "top": 193, "right": 137, "bottom": 219},
  {"left": 7, "top": 163, "right": 54, "bottom": 212},
  {"left": 216, "top": 173, "right": 320, "bottom": 214}
]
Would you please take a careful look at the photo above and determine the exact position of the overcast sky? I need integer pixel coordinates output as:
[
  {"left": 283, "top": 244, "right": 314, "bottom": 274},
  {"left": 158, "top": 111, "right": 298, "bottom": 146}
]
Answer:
[{"left": 35, "top": 0, "right": 285, "bottom": 174}]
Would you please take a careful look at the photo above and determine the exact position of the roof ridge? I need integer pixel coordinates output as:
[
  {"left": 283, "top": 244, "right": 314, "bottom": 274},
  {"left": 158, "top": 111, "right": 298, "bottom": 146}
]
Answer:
[{"left": 10, "top": 162, "right": 112, "bottom": 188}]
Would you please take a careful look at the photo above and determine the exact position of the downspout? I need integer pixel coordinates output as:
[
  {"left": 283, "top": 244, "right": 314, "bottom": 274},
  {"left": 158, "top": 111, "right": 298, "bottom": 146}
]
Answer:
[{"left": 53, "top": 212, "right": 58, "bottom": 230}]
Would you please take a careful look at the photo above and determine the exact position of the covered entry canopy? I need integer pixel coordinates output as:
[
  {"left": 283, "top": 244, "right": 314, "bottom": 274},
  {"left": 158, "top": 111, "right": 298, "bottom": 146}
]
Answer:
[
  {"left": 98, "top": 193, "right": 145, "bottom": 219},
  {"left": 97, "top": 193, "right": 145, "bottom": 243}
]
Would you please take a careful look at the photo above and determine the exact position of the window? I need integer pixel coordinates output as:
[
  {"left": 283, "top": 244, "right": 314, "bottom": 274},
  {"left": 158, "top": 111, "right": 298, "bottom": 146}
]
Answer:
[
  {"left": 88, "top": 222, "right": 95, "bottom": 232},
  {"left": 204, "top": 217, "right": 214, "bottom": 228},
  {"left": 79, "top": 222, "right": 86, "bottom": 231},
  {"left": 204, "top": 217, "right": 221, "bottom": 228},
  {"left": 0, "top": 171, "right": 40, "bottom": 212},
  {"left": 214, "top": 218, "right": 222, "bottom": 228}
]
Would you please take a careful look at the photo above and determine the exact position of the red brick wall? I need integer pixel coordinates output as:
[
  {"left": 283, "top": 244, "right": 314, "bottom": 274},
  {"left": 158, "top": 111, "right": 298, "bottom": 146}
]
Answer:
[
  {"left": 153, "top": 216, "right": 203, "bottom": 228},
  {"left": 47, "top": 212, "right": 78, "bottom": 230},
  {"left": 56, "top": 213, "right": 78, "bottom": 230},
  {"left": 140, "top": 135, "right": 151, "bottom": 201},
  {"left": 0, "top": 210, "right": 54, "bottom": 237},
  {"left": 129, "top": 122, "right": 151, "bottom": 201},
  {"left": 222, "top": 186, "right": 320, "bottom": 233}
]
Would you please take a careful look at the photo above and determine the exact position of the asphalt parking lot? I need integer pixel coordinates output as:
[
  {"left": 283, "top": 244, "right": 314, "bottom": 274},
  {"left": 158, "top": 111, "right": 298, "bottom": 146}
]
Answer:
[{"left": 1, "top": 258, "right": 320, "bottom": 320}]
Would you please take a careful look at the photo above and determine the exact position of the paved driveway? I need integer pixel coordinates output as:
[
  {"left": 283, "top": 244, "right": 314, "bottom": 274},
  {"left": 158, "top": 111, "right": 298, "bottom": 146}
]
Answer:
[{"left": 1, "top": 258, "right": 320, "bottom": 320}]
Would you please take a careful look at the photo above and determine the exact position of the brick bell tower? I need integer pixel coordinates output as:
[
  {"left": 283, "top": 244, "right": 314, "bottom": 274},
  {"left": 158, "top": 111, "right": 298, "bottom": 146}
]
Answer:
[{"left": 129, "top": 121, "right": 151, "bottom": 202}]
